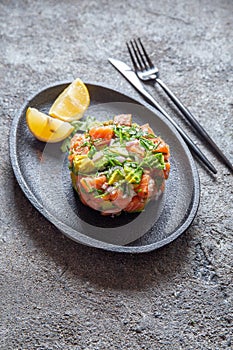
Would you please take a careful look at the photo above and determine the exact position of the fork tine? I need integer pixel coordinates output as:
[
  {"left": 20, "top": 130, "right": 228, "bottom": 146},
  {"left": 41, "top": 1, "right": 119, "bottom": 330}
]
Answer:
[
  {"left": 129, "top": 40, "right": 144, "bottom": 70},
  {"left": 126, "top": 41, "right": 139, "bottom": 71},
  {"left": 138, "top": 38, "right": 154, "bottom": 69},
  {"left": 133, "top": 39, "right": 148, "bottom": 69}
]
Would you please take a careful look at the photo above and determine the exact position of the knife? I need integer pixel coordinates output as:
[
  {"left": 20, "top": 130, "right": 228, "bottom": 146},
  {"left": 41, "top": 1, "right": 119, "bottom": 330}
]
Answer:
[{"left": 108, "top": 58, "right": 217, "bottom": 174}]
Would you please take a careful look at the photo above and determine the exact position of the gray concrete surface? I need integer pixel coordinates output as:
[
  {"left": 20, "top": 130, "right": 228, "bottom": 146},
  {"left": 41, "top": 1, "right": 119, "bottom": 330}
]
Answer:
[{"left": 0, "top": 0, "right": 232, "bottom": 349}]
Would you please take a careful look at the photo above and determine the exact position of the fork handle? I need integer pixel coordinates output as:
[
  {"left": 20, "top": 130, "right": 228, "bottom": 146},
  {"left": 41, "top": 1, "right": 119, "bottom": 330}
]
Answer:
[{"left": 156, "top": 78, "right": 233, "bottom": 172}]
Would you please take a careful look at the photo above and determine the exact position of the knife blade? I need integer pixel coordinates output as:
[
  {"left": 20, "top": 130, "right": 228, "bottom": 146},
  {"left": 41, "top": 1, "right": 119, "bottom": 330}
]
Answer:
[{"left": 108, "top": 58, "right": 217, "bottom": 174}]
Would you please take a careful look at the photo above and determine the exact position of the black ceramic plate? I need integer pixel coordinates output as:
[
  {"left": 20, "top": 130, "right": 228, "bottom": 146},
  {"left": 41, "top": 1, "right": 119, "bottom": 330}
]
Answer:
[{"left": 10, "top": 82, "right": 200, "bottom": 253}]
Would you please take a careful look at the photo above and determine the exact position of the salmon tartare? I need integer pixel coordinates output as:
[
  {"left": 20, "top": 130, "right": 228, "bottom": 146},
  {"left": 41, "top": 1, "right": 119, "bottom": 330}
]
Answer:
[{"left": 68, "top": 114, "right": 170, "bottom": 215}]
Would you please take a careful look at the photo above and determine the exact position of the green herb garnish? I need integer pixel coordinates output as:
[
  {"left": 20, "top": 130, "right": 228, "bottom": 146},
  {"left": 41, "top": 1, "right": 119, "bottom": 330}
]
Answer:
[{"left": 140, "top": 153, "right": 165, "bottom": 169}]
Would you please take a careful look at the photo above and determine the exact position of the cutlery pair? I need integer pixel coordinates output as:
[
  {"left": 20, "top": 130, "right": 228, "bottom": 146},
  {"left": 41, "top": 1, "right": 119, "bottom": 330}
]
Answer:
[{"left": 109, "top": 39, "right": 233, "bottom": 174}]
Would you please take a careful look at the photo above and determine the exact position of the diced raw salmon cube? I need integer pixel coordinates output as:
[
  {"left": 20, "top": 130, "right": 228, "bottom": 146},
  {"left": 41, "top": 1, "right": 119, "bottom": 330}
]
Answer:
[{"left": 113, "top": 114, "right": 132, "bottom": 126}]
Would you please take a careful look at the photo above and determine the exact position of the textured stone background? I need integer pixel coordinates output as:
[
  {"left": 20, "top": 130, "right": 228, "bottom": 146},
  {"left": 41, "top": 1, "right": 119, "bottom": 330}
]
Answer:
[{"left": 0, "top": 0, "right": 232, "bottom": 349}]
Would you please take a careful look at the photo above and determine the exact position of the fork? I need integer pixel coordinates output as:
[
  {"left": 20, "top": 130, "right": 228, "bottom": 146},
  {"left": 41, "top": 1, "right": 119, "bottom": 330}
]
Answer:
[{"left": 126, "top": 38, "right": 233, "bottom": 172}]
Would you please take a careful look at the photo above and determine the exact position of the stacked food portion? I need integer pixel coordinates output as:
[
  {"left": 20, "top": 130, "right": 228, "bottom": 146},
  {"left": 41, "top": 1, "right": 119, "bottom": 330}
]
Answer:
[{"left": 68, "top": 114, "right": 170, "bottom": 215}]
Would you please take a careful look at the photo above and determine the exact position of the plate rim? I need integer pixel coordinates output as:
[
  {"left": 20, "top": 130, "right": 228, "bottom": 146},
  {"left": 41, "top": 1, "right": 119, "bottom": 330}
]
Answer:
[{"left": 9, "top": 80, "right": 200, "bottom": 253}]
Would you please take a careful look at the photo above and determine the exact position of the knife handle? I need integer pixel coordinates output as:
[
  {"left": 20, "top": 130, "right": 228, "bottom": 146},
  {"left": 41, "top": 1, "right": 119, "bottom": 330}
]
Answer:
[{"left": 142, "top": 90, "right": 217, "bottom": 174}]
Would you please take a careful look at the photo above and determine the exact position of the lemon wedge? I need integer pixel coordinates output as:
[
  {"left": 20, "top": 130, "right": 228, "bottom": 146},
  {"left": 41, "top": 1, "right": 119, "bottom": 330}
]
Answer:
[
  {"left": 49, "top": 78, "right": 90, "bottom": 122},
  {"left": 26, "top": 107, "right": 74, "bottom": 143}
]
